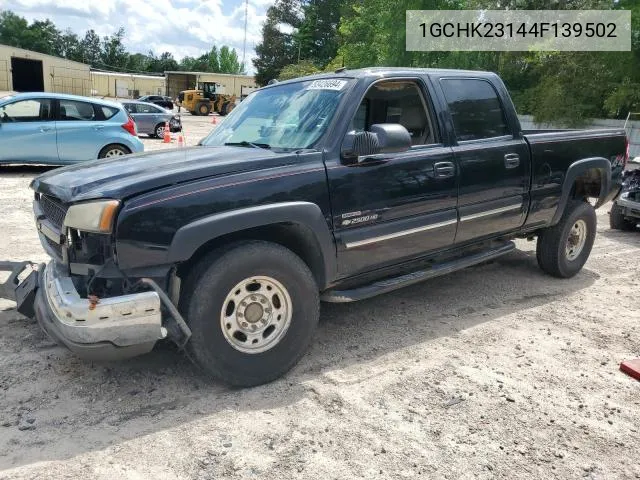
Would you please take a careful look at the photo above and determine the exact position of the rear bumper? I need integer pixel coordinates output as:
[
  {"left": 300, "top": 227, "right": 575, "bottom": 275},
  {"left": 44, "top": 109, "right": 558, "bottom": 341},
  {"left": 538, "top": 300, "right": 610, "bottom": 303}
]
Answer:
[{"left": 34, "top": 261, "right": 166, "bottom": 361}]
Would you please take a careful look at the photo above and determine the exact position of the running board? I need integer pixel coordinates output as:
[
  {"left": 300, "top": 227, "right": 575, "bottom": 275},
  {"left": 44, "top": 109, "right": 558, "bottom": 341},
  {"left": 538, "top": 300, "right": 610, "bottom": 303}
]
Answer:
[{"left": 321, "top": 241, "right": 515, "bottom": 303}]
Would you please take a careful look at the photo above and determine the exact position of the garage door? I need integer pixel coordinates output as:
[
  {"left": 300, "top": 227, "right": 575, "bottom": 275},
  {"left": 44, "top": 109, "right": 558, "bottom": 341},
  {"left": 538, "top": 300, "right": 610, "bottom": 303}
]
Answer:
[{"left": 11, "top": 57, "right": 44, "bottom": 92}]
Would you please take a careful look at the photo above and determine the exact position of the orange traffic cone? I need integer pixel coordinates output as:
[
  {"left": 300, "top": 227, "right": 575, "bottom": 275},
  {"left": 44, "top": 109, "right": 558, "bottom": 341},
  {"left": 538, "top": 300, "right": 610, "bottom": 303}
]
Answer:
[
  {"left": 177, "top": 134, "right": 184, "bottom": 147},
  {"left": 211, "top": 115, "right": 217, "bottom": 125},
  {"left": 163, "top": 122, "right": 171, "bottom": 143}
]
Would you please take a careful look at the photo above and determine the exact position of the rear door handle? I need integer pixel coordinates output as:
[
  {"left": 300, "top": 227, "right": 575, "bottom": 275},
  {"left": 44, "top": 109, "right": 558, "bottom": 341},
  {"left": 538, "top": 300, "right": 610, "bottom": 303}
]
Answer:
[
  {"left": 504, "top": 153, "right": 520, "bottom": 169},
  {"left": 39, "top": 126, "right": 53, "bottom": 132},
  {"left": 433, "top": 161, "right": 455, "bottom": 179}
]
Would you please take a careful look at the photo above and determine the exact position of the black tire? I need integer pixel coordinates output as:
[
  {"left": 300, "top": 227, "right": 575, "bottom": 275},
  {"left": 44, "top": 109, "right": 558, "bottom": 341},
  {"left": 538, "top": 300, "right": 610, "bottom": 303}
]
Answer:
[
  {"left": 181, "top": 241, "right": 320, "bottom": 387},
  {"left": 153, "top": 123, "right": 165, "bottom": 139},
  {"left": 536, "top": 200, "right": 597, "bottom": 278},
  {"left": 196, "top": 102, "right": 211, "bottom": 116},
  {"left": 220, "top": 102, "right": 229, "bottom": 116},
  {"left": 98, "top": 144, "right": 130, "bottom": 159},
  {"left": 609, "top": 202, "right": 636, "bottom": 231}
]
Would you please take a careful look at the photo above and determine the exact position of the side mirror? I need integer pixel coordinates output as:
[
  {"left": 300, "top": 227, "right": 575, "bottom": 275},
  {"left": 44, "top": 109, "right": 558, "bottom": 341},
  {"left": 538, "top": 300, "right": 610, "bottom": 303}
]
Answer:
[{"left": 341, "top": 123, "right": 411, "bottom": 163}]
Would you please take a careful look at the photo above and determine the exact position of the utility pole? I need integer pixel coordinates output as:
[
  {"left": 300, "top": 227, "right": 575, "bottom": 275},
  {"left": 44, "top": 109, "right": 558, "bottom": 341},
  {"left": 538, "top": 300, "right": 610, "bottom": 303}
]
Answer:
[{"left": 242, "top": 0, "right": 248, "bottom": 73}]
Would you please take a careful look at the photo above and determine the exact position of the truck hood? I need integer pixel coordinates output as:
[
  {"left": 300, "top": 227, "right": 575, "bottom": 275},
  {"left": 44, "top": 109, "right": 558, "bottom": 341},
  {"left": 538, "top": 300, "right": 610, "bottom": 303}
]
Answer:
[{"left": 31, "top": 146, "right": 290, "bottom": 203}]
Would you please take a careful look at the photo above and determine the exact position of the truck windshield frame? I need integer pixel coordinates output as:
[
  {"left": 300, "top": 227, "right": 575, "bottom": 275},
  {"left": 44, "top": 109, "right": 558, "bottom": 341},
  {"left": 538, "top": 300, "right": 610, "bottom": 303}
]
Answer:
[{"left": 200, "top": 78, "right": 353, "bottom": 151}]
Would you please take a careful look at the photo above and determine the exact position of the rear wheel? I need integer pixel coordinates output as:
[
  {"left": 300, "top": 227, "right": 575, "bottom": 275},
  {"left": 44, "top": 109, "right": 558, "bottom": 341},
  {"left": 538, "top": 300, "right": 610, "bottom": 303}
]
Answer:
[
  {"left": 609, "top": 202, "right": 636, "bottom": 231},
  {"left": 536, "top": 200, "right": 596, "bottom": 278},
  {"left": 98, "top": 144, "right": 130, "bottom": 159},
  {"left": 153, "top": 123, "right": 166, "bottom": 139},
  {"left": 181, "top": 241, "right": 320, "bottom": 387}
]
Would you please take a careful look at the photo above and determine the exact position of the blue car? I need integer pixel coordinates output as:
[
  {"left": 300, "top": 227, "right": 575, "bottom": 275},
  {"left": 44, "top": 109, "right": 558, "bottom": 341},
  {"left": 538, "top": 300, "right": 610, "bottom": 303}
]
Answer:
[{"left": 0, "top": 92, "right": 144, "bottom": 165}]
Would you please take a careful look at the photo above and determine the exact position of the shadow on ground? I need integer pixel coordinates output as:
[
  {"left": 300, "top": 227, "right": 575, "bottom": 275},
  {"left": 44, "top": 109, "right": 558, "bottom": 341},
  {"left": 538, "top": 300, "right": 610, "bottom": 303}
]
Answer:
[{"left": 0, "top": 248, "right": 598, "bottom": 469}]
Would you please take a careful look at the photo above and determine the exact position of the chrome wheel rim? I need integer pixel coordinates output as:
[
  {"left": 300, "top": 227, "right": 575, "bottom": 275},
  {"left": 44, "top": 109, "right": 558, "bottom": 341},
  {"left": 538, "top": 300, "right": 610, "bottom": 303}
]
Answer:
[
  {"left": 156, "top": 126, "right": 165, "bottom": 137},
  {"left": 566, "top": 219, "right": 587, "bottom": 261},
  {"left": 220, "top": 276, "right": 292, "bottom": 354},
  {"left": 104, "top": 148, "right": 125, "bottom": 157}
]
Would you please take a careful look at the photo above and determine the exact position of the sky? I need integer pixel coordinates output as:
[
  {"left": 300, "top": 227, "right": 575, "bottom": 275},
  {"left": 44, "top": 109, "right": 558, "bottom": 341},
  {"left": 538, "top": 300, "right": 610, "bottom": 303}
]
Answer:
[{"left": 1, "top": 0, "right": 276, "bottom": 74}]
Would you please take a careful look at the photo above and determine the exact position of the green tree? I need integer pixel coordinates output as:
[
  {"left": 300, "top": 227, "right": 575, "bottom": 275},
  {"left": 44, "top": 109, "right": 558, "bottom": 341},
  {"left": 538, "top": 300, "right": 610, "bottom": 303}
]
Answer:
[
  {"left": 27, "top": 19, "right": 61, "bottom": 55},
  {"left": 101, "top": 28, "right": 128, "bottom": 70},
  {"left": 58, "top": 29, "right": 81, "bottom": 61},
  {"left": 278, "top": 60, "right": 320, "bottom": 80},
  {"left": 80, "top": 29, "right": 102, "bottom": 66},
  {"left": 207, "top": 46, "right": 220, "bottom": 72},
  {"left": 0, "top": 11, "right": 30, "bottom": 49},
  {"left": 219, "top": 46, "right": 244, "bottom": 74},
  {"left": 297, "top": 0, "right": 344, "bottom": 67},
  {"left": 253, "top": 0, "right": 303, "bottom": 85}
]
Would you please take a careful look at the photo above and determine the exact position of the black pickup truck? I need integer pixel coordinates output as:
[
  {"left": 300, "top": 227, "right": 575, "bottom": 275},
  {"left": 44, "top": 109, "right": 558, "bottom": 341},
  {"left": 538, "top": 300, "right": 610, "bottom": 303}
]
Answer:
[{"left": 11, "top": 68, "right": 628, "bottom": 387}]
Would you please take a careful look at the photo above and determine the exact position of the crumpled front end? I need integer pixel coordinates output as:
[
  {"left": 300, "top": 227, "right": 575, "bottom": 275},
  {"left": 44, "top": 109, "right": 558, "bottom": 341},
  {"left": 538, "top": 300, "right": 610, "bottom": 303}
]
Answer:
[
  {"left": 34, "top": 261, "right": 166, "bottom": 360},
  {"left": 15, "top": 191, "right": 187, "bottom": 361},
  {"left": 616, "top": 169, "right": 640, "bottom": 216}
]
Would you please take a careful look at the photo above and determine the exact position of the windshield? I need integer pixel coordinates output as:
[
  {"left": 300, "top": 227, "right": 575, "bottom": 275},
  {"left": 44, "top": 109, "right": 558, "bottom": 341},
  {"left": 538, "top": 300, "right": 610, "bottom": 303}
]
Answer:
[{"left": 201, "top": 78, "right": 351, "bottom": 151}]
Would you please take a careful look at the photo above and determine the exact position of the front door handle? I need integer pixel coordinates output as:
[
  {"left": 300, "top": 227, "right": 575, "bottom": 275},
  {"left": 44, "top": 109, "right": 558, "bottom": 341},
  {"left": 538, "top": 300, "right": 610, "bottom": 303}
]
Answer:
[
  {"left": 433, "top": 161, "right": 455, "bottom": 179},
  {"left": 504, "top": 153, "right": 520, "bottom": 169},
  {"left": 39, "top": 126, "right": 53, "bottom": 132}
]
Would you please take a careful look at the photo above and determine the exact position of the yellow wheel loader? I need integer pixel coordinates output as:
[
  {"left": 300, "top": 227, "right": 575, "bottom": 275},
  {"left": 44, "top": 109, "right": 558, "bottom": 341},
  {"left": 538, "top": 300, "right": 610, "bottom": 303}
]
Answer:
[{"left": 177, "top": 82, "right": 237, "bottom": 116}]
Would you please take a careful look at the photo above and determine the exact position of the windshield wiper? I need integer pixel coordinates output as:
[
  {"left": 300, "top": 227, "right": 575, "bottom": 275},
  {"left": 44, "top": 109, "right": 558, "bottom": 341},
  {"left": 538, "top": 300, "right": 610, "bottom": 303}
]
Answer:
[{"left": 224, "top": 141, "right": 271, "bottom": 150}]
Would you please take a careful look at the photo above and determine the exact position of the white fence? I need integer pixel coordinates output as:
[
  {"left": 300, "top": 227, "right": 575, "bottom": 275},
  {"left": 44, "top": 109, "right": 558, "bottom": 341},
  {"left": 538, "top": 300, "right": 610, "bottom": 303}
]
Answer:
[{"left": 519, "top": 114, "right": 640, "bottom": 159}]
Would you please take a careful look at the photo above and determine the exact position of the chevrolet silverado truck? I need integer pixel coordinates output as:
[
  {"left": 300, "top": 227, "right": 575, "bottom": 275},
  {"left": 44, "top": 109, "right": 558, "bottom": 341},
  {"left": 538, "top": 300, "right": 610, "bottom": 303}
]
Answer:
[{"left": 7, "top": 68, "right": 628, "bottom": 387}]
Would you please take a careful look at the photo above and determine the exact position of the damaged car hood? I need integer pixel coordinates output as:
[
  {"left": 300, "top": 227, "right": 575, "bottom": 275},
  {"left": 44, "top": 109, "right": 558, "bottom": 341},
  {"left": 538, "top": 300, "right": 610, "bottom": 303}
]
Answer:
[{"left": 30, "top": 146, "right": 292, "bottom": 203}]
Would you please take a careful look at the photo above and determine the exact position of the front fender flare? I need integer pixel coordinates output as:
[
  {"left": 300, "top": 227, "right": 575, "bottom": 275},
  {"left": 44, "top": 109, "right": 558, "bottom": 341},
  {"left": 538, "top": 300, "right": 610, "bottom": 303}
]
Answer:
[
  {"left": 167, "top": 202, "right": 336, "bottom": 287},
  {"left": 551, "top": 157, "right": 611, "bottom": 225}
]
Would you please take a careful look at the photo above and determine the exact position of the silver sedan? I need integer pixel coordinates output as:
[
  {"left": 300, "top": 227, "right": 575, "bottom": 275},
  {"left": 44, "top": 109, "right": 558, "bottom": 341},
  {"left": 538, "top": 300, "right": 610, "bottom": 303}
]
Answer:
[{"left": 121, "top": 100, "right": 182, "bottom": 138}]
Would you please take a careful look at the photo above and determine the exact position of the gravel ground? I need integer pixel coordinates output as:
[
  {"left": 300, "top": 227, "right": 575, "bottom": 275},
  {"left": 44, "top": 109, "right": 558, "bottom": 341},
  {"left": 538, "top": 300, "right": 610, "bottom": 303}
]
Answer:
[{"left": 0, "top": 117, "right": 639, "bottom": 479}]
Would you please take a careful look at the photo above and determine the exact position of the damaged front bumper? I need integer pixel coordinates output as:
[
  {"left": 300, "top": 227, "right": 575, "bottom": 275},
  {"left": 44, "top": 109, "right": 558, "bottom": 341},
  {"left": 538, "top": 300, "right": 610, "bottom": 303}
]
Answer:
[
  {"left": 615, "top": 192, "right": 640, "bottom": 219},
  {"left": 28, "top": 261, "right": 167, "bottom": 360}
]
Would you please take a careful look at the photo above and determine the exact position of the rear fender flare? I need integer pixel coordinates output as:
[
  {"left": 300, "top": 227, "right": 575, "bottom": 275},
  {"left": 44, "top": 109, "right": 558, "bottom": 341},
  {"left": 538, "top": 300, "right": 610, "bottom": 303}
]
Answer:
[
  {"left": 167, "top": 202, "right": 336, "bottom": 288},
  {"left": 551, "top": 157, "right": 611, "bottom": 225}
]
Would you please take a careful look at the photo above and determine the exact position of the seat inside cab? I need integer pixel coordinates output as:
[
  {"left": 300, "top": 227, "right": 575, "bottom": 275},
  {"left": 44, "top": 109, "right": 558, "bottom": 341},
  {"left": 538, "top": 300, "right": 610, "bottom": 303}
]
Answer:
[{"left": 349, "top": 80, "right": 438, "bottom": 146}]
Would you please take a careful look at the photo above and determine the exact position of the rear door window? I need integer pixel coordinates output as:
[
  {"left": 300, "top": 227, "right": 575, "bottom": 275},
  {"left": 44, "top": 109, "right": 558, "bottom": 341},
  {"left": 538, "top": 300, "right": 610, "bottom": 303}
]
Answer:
[
  {"left": 137, "top": 103, "right": 162, "bottom": 113},
  {"left": 100, "top": 105, "right": 119, "bottom": 119},
  {"left": 440, "top": 78, "right": 510, "bottom": 141},
  {"left": 1, "top": 99, "right": 53, "bottom": 122},
  {"left": 58, "top": 99, "right": 97, "bottom": 121}
]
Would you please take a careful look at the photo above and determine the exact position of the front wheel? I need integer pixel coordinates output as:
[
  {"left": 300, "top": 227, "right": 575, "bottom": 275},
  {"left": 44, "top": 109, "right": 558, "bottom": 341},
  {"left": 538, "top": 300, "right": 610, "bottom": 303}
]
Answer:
[
  {"left": 181, "top": 241, "right": 320, "bottom": 387},
  {"left": 536, "top": 200, "right": 597, "bottom": 278},
  {"left": 197, "top": 102, "right": 211, "bottom": 116},
  {"left": 98, "top": 144, "right": 130, "bottom": 159}
]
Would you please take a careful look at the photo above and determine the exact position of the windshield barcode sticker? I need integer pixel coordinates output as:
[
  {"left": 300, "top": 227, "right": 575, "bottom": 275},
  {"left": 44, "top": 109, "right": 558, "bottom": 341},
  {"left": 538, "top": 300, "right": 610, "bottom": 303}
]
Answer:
[{"left": 307, "top": 80, "right": 348, "bottom": 91}]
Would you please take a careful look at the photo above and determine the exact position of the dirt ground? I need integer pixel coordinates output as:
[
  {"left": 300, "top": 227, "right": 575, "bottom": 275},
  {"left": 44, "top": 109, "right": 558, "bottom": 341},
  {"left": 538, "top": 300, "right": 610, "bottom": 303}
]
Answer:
[{"left": 0, "top": 116, "right": 639, "bottom": 479}]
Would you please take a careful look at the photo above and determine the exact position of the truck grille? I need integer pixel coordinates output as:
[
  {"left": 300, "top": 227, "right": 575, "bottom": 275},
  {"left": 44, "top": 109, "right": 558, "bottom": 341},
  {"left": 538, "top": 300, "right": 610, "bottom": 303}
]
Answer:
[
  {"left": 44, "top": 236, "right": 64, "bottom": 260},
  {"left": 40, "top": 195, "right": 68, "bottom": 229}
]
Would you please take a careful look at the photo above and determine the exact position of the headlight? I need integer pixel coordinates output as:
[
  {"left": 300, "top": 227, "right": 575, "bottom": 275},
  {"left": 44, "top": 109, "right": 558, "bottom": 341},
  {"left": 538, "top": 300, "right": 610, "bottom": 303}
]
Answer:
[{"left": 63, "top": 200, "right": 120, "bottom": 234}]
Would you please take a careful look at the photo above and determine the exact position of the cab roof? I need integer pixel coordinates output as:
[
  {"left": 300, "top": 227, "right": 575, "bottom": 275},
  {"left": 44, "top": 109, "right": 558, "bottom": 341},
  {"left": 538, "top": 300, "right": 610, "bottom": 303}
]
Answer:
[
  {"left": 264, "top": 67, "right": 498, "bottom": 89},
  {"left": 0, "top": 92, "right": 122, "bottom": 108}
]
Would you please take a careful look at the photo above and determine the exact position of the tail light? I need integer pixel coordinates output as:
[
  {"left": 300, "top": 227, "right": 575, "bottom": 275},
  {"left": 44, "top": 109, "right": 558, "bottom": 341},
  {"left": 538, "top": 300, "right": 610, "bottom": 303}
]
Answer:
[
  {"left": 122, "top": 116, "right": 137, "bottom": 136},
  {"left": 625, "top": 135, "right": 630, "bottom": 167}
]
